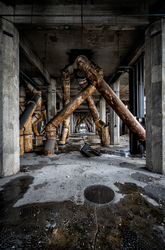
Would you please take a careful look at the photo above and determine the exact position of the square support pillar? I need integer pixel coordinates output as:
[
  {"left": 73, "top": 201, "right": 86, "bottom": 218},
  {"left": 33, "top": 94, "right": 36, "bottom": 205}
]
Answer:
[
  {"left": 0, "top": 19, "right": 20, "bottom": 177},
  {"left": 109, "top": 81, "right": 120, "bottom": 145},
  {"left": 99, "top": 96, "right": 106, "bottom": 123},
  {"left": 70, "top": 113, "right": 74, "bottom": 135},
  {"left": 145, "top": 18, "right": 165, "bottom": 174}
]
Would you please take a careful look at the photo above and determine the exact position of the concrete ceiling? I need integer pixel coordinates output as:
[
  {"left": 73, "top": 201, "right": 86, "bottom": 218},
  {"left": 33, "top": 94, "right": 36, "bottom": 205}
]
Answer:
[{"left": 1, "top": 0, "right": 164, "bottom": 105}]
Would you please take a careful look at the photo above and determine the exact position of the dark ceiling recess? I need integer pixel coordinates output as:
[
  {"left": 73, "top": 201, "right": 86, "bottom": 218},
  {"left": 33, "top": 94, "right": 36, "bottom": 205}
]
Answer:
[
  {"left": 84, "top": 185, "right": 115, "bottom": 204},
  {"left": 67, "top": 49, "right": 93, "bottom": 64},
  {"left": 50, "top": 36, "right": 57, "bottom": 42}
]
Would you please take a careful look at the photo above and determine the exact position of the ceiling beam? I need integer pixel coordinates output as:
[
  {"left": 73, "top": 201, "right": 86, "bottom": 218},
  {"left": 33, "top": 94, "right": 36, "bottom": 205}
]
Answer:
[
  {"left": 20, "top": 33, "right": 62, "bottom": 100},
  {"left": 108, "top": 34, "right": 145, "bottom": 84},
  {"left": 11, "top": 5, "right": 149, "bottom": 27},
  {"left": 19, "top": 32, "right": 51, "bottom": 85}
]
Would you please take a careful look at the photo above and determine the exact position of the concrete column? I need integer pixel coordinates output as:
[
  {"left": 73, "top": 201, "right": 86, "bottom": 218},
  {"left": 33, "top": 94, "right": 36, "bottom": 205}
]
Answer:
[
  {"left": 0, "top": 19, "right": 20, "bottom": 177},
  {"left": 145, "top": 18, "right": 165, "bottom": 174},
  {"left": 70, "top": 113, "right": 74, "bottom": 135},
  {"left": 51, "top": 78, "right": 57, "bottom": 117},
  {"left": 47, "top": 84, "right": 52, "bottom": 122},
  {"left": 99, "top": 96, "right": 106, "bottom": 123},
  {"left": 109, "top": 81, "right": 120, "bottom": 145}
]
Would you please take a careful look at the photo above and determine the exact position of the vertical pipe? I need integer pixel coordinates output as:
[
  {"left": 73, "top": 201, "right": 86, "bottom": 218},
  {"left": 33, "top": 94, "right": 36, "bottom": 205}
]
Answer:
[
  {"left": 84, "top": 118, "right": 91, "bottom": 132},
  {"left": 19, "top": 129, "right": 24, "bottom": 156},
  {"left": 78, "top": 75, "right": 109, "bottom": 146},
  {"left": 59, "top": 73, "right": 70, "bottom": 145},
  {"left": 24, "top": 116, "right": 33, "bottom": 152}
]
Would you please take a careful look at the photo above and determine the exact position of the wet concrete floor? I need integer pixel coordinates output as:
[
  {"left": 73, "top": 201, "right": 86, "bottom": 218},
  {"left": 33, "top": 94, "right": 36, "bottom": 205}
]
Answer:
[{"left": 0, "top": 134, "right": 165, "bottom": 249}]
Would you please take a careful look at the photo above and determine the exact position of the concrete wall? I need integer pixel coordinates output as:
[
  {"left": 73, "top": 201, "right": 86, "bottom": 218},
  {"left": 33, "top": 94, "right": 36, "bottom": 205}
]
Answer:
[{"left": 0, "top": 19, "right": 20, "bottom": 177}]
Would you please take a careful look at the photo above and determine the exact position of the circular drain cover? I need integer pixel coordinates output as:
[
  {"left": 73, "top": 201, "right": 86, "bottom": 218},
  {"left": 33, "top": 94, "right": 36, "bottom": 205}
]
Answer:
[{"left": 84, "top": 185, "right": 115, "bottom": 204}]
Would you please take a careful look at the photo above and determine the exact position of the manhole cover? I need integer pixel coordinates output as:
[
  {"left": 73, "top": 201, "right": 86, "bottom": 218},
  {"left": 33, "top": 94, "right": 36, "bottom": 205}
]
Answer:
[{"left": 84, "top": 185, "right": 115, "bottom": 204}]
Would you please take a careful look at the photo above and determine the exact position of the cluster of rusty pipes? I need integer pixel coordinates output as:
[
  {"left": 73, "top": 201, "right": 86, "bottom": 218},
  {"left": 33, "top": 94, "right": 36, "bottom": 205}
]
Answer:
[
  {"left": 19, "top": 78, "right": 47, "bottom": 155},
  {"left": 75, "top": 113, "right": 93, "bottom": 132},
  {"left": 76, "top": 56, "right": 146, "bottom": 141},
  {"left": 23, "top": 77, "right": 47, "bottom": 136},
  {"left": 19, "top": 94, "right": 41, "bottom": 155},
  {"left": 44, "top": 55, "right": 146, "bottom": 156},
  {"left": 77, "top": 70, "right": 109, "bottom": 146}
]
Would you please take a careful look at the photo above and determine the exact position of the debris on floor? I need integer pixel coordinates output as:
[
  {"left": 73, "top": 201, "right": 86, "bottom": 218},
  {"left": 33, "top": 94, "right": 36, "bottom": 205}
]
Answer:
[
  {"left": 0, "top": 134, "right": 165, "bottom": 249},
  {"left": 80, "top": 143, "right": 101, "bottom": 157}
]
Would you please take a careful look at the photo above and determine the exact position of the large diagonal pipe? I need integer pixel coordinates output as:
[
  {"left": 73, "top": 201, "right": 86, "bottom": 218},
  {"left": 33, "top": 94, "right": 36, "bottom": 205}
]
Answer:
[
  {"left": 76, "top": 55, "right": 146, "bottom": 142},
  {"left": 23, "top": 77, "right": 47, "bottom": 135},
  {"left": 78, "top": 74, "right": 109, "bottom": 146},
  {"left": 44, "top": 84, "right": 96, "bottom": 155}
]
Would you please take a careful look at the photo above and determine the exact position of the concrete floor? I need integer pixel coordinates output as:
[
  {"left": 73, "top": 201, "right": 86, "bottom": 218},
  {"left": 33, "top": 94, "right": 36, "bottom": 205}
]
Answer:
[{"left": 0, "top": 134, "right": 165, "bottom": 249}]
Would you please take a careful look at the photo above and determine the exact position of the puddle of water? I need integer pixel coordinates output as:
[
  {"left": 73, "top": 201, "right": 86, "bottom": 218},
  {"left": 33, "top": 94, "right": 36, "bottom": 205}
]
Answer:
[
  {"left": 131, "top": 172, "right": 160, "bottom": 183},
  {"left": 120, "top": 162, "right": 137, "bottom": 169}
]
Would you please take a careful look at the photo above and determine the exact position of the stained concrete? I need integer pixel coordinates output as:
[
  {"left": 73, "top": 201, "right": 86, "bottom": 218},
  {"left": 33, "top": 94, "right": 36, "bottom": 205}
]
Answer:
[
  {"left": 99, "top": 96, "right": 106, "bottom": 123},
  {"left": 0, "top": 18, "right": 20, "bottom": 177},
  {"left": 0, "top": 135, "right": 165, "bottom": 249},
  {"left": 145, "top": 18, "right": 165, "bottom": 174}
]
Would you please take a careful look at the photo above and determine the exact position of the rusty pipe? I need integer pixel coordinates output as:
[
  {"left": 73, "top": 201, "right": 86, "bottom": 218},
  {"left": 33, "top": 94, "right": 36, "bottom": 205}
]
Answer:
[
  {"left": 22, "top": 76, "right": 41, "bottom": 94},
  {"left": 76, "top": 56, "right": 146, "bottom": 142},
  {"left": 19, "top": 129, "right": 24, "bottom": 156},
  {"left": 84, "top": 118, "right": 91, "bottom": 132},
  {"left": 23, "top": 76, "right": 46, "bottom": 128},
  {"left": 32, "top": 114, "right": 43, "bottom": 136},
  {"left": 24, "top": 116, "right": 33, "bottom": 152},
  {"left": 44, "top": 84, "right": 96, "bottom": 155},
  {"left": 59, "top": 76, "right": 70, "bottom": 145},
  {"left": 86, "top": 117, "right": 93, "bottom": 127},
  {"left": 75, "top": 117, "right": 86, "bottom": 130},
  {"left": 58, "top": 62, "right": 77, "bottom": 144},
  {"left": 78, "top": 77, "right": 100, "bottom": 126},
  {"left": 62, "top": 61, "right": 78, "bottom": 79},
  {"left": 78, "top": 77, "right": 109, "bottom": 146},
  {"left": 44, "top": 127, "right": 56, "bottom": 156},
  {"left": 19, "top": 94, "right": 41, "bottom": 155},
  {"left": 20, "top": 94, "right": 41, "bottom": 131}
]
